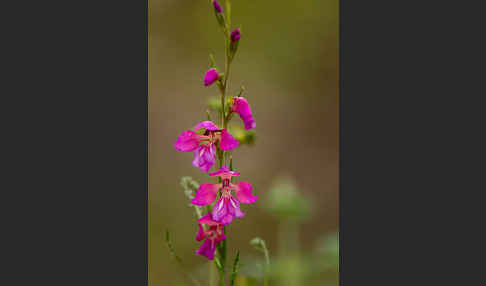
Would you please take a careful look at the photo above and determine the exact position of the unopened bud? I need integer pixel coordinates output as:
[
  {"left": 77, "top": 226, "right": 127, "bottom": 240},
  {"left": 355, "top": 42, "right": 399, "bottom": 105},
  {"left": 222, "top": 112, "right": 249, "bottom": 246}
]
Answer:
[
  {"left": 229, "top": 28, "right": 241, "bottom": 59},
  {"left": 230, "top": 29, "right": 241, "bottom": 42},
  {"left": 204, "top": 68, "right": 220, "bottom": 86},
  {"left": 213, "top": 0, "right": 223, "bottom": 13}
]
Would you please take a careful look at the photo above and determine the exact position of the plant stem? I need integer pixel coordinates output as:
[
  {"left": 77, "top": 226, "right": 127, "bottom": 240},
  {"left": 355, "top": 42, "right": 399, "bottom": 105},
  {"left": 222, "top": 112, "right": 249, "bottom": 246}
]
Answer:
[
  {"left": 219, "top": 269, "right": 225, "bottom": 286},
  {"left": 261, "top": 240, "right": 270, "bottom": 286},
  {"left": 215, "top": 2, "right": 234, "bottom": 284}
]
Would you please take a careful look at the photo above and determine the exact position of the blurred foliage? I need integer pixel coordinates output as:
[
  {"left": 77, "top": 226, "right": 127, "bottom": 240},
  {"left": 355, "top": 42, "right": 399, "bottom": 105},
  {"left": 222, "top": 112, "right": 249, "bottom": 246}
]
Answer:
[
  {"left": 229, "top": 124, "right": 255, "bottom": 146},
  {"left": 264, "top": 176, "right": 314, "bottom": 222},
  {"left": 232, "top": 232, "right": 339, "bottom": 286},
  {"left": 206, "top": 96, "right": 232, "bottom": 117},
  {"left": 207, "top": 96, "right": 223, "bottom": 112},
  {"left": 180, "top": 176, "right": 203, "bottom": 219}
]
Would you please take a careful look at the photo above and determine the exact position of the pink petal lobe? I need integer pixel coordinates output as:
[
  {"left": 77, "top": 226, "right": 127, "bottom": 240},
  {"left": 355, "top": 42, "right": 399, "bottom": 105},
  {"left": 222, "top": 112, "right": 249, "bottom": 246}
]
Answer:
[
  {"left": 196, "top": 224, "right": 206, "bottom": 241},
  {"left": 196, "top": 239, "right": 217, "bottom": 260},
  {"left": 192, "top": 144, "right": 217, "bottom": 172},
  {"left": 231, "top": 97, "right": 256, "bottom": 130},
  {"left": 198, "top": 213, "right": 220, "bottom": 226},
  {"left": 219, "top": 129, "right": 239, "bottom": 151},
  {"left": 212, "top": 195, "right": 245, "bottom": 225},
  {"left": 194, "top": 121, "right": 219, "bottom": 132},
  {"left": 243, "top": 117, "right": 256, "bottom": 130},
  {"left": 191, "top": 183, "right": 219, "bottom": 206},
  {"left": 235, "top": 182, "right": 258, "bottom": 204},
  {"left": 174, "top": 131, "right": 200, "bottom": 152},
  {"left": 209, "top": 165, "right": 240, "bottom": 177},
  {"left": 230, "top": 196, "right": 246, "bottom": 218}
]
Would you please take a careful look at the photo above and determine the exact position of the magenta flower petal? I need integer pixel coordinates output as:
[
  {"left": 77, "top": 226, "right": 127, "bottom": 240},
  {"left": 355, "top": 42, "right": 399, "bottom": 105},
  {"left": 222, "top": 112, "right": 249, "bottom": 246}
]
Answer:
[
  {"left": 243, "top": 117, "right": 256, "bottom": 130},
  {"left": 231, "top": 196, "right": 246, "bottom": 218},
  {"left": 231, "top": 97, "right": 256, "bottom": 130},
  {"left": 212, "top": 196, "right": 227, "bottom": 222},
  {"left": 198, "top": 213, "right": 219, "bottom": 226},
  {"left": 235, "top": 181, "right": 258, "bottom": 204},
  {"left": 192, "top": 183, "right": 219, "bottom": 206},
  {"left": 195, "top": 213, "right": 226, "bottom": 260},
  {"left": 204, "top": 68, "right": 219, "bottom": 86},
  {"left": 194, "top": 121, "right": 219, "bottom": 132},
  {"left": 196, "top": 224, "right": 205, "bottom": 241},
  {"left": 212, "top": 195, "right": 245, "bottom": 225},
  {"left": 209, "top": 165, "right": 240, "bottom": 177},
  {"left": 174, "top": 131, "right": 200, "bottom": 152},
  {"left": 219, "top": 129, "right": 239, "bottom": 151},
  {"left": 192, "top": 144, "right": 217, "bottom": 172},
  {"left": 196, "top": 239, "right": 217, "bottom": 260}
]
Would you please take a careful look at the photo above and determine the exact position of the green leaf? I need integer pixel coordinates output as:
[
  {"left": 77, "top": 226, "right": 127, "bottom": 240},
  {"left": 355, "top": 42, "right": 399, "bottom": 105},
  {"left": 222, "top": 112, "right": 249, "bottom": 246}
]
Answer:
[
  {"left": 230, "top": 250, "right": 240, "bottom": 286},
  {"left": 214, "top": 9, "right": 226, "bottom": 29},
  {"left": 208, "top": 96, "right": 222, "bottom": 112},
  {"left": 214, "top": 256, "right": 223, "bottom": 270}
]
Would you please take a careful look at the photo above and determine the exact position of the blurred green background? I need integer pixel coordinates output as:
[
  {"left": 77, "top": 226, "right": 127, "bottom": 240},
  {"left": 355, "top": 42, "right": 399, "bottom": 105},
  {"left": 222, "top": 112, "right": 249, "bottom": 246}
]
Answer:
[{"left": 149, "top": 0, "right": 338, "bottom": 285}]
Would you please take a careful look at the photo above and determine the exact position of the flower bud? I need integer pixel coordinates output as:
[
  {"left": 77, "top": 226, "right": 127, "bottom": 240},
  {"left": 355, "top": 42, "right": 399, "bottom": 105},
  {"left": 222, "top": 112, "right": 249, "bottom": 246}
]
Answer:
[
  {"left": 229, "top": 28, "right": 241, "bottom": 59},
  {"left": 212, "top": 1, "right": 225, "bottom": 28},
  {"left": 213, "top": 0, "right": 223, "bottom": 13},
  {"left": 230, "top": 29, "right": 241, "bottom": 42},
  {"left": 204, "top": 68, "right": 220, "bottom": 86}
]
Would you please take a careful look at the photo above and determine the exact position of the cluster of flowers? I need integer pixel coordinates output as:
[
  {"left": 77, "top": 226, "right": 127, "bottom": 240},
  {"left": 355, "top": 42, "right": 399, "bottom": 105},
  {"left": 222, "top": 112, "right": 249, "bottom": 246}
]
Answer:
[{"left": 173, "top": 1, "right": 257, "bottom": 260}]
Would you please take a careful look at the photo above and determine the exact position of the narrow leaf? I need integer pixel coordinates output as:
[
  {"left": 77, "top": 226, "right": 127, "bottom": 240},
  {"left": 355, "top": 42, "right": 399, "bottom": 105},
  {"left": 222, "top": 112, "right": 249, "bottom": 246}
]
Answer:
[
  {"left": 165, "top": 230, "right": 202, "bottom": 286},
  {"left": 230, "top": 250, "right": 240, "bottom": 286}
]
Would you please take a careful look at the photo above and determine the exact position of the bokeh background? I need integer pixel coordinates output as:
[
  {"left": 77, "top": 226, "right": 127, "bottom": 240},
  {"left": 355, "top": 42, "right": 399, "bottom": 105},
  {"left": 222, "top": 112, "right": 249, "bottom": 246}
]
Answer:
[{"left": 149, "top": 0, "right": 338, "bottom": 285}]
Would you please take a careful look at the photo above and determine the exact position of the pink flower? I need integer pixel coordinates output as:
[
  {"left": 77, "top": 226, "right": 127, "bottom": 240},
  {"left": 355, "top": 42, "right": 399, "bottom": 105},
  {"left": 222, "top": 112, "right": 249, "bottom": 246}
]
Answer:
[
  {"left": 174, "top": 121, "right": 238, "bottom": 172},
  {"left": 191, "top": 165, "right": 258, "bottom": 225},
  {"left": 204, "top": 68, "right": 219, "bottom": 86},
  {"left": 231, "top": 97, "right": 256, "bottom": 130},
  {"left": 195, "top": 213, "right": 226, "bottom": 260}
]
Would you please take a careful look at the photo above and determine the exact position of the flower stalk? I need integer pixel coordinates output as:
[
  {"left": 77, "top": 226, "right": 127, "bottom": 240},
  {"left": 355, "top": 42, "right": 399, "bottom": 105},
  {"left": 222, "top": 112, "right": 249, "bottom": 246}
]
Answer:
[{"left": 172, "top": 1, "right": 260, "bottom": 285}]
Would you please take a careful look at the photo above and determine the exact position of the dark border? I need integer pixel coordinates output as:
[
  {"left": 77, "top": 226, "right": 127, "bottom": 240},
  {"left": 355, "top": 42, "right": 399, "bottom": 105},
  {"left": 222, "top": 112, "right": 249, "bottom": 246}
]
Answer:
[{"left": 3, "top": 0, "right": 148, "bottom": 284}]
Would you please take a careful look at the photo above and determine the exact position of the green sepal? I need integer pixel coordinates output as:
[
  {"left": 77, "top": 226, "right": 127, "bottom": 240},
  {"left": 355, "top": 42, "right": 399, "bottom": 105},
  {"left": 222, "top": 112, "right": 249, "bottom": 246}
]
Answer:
[
  {"left": 236, "top": 85, "right": 245, "bottom": 98},
  {"left": 209, "top": 53, "right": 217, "bottom": 69},
  {"left": 214, "top": 9, "right": 226, "bottom": 29}
]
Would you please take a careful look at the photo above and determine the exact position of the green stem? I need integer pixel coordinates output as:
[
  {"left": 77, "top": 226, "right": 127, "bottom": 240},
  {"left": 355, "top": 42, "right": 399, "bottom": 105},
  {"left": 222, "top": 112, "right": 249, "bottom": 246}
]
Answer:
[
  {"left": 219, "top": 269, "right": 225, "bottom": 286},
  {"left": 262, "top": 241, "right": 270, "bottom": 286},
  {"left": 215, "top": 2, "right": 234, "bottom": 284}
]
